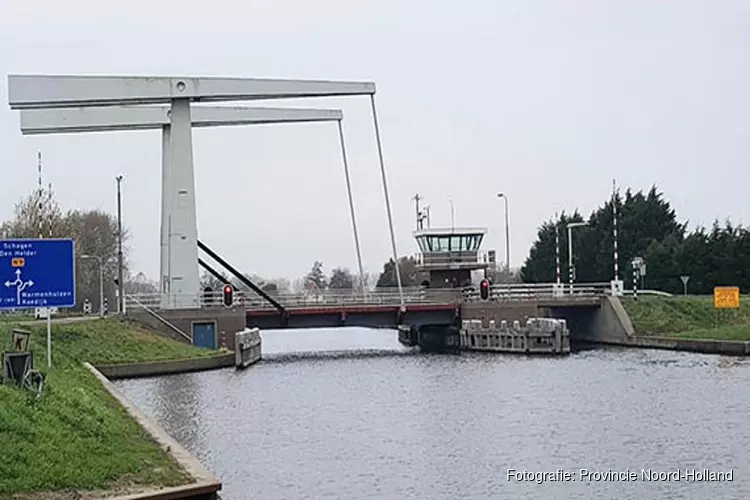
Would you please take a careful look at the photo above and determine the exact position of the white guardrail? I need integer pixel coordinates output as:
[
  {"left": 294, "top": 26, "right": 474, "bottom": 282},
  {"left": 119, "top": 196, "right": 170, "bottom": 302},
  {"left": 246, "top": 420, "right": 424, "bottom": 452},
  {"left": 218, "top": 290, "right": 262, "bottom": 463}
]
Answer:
[{"left": 124, "top": 283, "right": 614, "bottom": 312}]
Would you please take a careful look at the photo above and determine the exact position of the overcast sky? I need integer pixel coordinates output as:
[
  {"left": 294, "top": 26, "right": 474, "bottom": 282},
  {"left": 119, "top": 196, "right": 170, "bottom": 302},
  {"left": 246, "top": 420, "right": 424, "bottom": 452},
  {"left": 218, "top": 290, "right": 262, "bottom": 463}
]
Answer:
[{"left": 1, "top": 1, "right": 749, "bottom": 282}]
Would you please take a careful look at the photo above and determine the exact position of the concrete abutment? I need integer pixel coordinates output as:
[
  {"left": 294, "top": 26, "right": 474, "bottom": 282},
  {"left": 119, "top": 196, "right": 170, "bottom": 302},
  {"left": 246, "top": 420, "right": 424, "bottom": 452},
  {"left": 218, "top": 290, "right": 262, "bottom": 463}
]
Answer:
[
  {"left": 460, "top": 296, "right": 633, "bottom": 345},
  {"left": 128, "top": 307, "right": 246, "bottom": 350}
]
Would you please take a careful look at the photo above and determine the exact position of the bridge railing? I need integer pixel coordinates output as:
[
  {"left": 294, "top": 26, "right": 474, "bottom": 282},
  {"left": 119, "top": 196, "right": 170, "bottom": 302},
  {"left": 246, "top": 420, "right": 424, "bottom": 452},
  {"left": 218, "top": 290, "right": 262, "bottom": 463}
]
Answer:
[
  {"left": 241, "top": 287, "right": 463, "bottom": 309},
  {"left": 124, "top": 291, "right": 250, "bottom": 311},
  {"left": 124, "top": 283, "right": 612, "bottom": 312},
  {"left": 122, "top": 289, "right": 462, "bottom": 312},
  {"left": 463, "top": 282, "right": 612, "bottom": 302}
]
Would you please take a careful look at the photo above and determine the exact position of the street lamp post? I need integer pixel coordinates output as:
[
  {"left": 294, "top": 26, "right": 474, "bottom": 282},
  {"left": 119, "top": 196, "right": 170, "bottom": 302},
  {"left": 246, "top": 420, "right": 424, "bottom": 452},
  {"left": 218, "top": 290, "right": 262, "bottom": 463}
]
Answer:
[
  {"left": 497, "top": 193, "right": 510, "bottom": 273},
  {"left": 81, "top": 254, "right": 104, "bottom": 317},
  {"left": 566, "top": 221, "right": 588, "bottom": 294},
  {"left": 116, "top": 175, "right": 125, "bottom": 317}
]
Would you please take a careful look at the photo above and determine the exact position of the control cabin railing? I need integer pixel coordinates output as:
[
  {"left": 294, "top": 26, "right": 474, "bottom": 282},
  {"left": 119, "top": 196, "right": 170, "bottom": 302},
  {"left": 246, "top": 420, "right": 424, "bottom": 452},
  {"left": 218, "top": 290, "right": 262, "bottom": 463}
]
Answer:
[{"left": 413, "top": 252, "right": 491, "bottom": 268}]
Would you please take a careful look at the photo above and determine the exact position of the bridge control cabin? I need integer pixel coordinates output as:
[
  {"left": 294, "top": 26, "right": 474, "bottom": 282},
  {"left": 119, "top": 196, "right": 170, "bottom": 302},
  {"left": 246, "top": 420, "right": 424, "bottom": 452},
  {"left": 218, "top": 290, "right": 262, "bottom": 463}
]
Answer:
[{"left": 413, "top": 227, "right": 492, "bottom": 288}]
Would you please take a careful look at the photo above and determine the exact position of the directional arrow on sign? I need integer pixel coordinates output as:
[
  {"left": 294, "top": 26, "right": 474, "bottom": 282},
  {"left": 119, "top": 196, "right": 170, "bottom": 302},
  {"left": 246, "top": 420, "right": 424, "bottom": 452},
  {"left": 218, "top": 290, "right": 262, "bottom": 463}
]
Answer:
[{"left": 4, "top": 269, "right": 34, "bottom": 305}]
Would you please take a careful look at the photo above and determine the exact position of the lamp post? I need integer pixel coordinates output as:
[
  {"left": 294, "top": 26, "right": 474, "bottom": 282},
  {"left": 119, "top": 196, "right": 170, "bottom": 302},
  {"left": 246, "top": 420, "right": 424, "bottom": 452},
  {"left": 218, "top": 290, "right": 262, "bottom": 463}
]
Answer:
[
  {"left": 116, "top": 175, "right": 125, "bottom": 317},
  {"left": 566, "top": 221, "right": 588, "bottom": 294},
  {"left": 81, "top": 254, "right": 104, "bottom": 317},
  {"left": 497, "top": 193, "right": 510, "bottom": 272}
]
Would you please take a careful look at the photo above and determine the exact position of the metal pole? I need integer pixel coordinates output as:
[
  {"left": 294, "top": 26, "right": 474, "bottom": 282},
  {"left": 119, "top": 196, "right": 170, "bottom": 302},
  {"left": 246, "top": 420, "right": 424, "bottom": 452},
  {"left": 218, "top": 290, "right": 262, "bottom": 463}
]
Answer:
[
  {"left": 503, "top": 195, "right": 510, "bottom": 272},
  {"left": 555, "top": 218, "right": 561, "bottom": 284},
  {"left": 567, "top": 225, "right": 574, "bottom": 294},
  {"left": 98, "top": 256, "right": 104, "bottom": 318},
  {"left": 413, "top": 193, "right": 421, "bottom": 230},
  {"left": 633, "top": 266, "right": 638, "bottom": 300},
  {"left": 336, "top": 120, "right": 366, "bottom": 297},
  {"left": 46, "top": 313, "right": 51, "bottom": 368},
  {"left": 116, "top": 175, "right": 125, "bottom": 317},
  {"left": 369, "top": 94, "right": 404, "bottom": 307},
  {"left": 612, "top": 179, "right": 619, "bottom": 282},
  {"left": 450, "top": 199, "right": 455, "bottom": 231}
]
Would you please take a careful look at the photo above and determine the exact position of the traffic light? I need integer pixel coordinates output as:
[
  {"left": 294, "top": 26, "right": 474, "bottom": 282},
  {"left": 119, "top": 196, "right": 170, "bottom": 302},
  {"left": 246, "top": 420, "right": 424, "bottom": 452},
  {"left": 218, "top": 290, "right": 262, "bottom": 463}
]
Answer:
[
  {"left": 222, "top": 284, "right": 233, "bottom": 307},
  {"left": 480, "top": 279, "right": 490, "bottom": 300}
]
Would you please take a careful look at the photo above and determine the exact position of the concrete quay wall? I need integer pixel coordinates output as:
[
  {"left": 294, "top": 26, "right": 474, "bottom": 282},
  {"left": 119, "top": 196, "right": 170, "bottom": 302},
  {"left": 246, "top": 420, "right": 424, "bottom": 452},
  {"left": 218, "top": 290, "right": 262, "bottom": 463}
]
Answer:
[
  {"left": 613, "top": 336, "right": 750, "bottom": 356},
  {"left": 85, "top": 363, "right": 222, "bottom": 500},
  {"left": 95, "top": 353, "right": 235, "bottom": 380}
]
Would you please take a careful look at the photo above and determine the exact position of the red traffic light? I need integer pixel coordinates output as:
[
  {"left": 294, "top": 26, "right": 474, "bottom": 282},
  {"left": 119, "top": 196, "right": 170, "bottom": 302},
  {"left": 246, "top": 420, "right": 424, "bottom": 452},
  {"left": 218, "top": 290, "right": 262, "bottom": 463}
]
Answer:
[
  {"left": 222, "top": 284, "right": 233, "bottom": 307},
  {"left": 480, "top": 279, "right": 490, "bottom": 300}
]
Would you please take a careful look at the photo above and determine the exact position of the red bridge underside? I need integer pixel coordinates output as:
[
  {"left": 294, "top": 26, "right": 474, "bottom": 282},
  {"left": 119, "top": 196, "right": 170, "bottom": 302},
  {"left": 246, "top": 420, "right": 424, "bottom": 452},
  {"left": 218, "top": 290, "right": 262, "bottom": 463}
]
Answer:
[{"left": 245, "top": 302, "right": 459, "bottom": 317}]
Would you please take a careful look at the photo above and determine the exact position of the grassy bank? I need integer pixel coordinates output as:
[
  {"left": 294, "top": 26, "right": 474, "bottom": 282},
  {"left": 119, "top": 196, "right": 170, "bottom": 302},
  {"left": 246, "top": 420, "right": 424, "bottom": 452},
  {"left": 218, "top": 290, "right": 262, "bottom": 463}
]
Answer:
[
  {"left": 622, "top": 295, "right": 750, "bottom": 341},
  {"left": 0, "top": 317, "right": 222, "bottom": 497}
]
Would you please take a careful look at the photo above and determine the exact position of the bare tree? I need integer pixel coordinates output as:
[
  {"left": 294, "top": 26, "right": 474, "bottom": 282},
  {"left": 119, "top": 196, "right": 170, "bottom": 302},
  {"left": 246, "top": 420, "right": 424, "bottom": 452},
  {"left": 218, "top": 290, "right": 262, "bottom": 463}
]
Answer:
[
  {"left": 0, "top": 185, "right": 66, "bottom": 238},
  {"left": 200, "top": 272, "right": 224, "bottom": 291},
  {"left": 124, "top": 272, "right": 158, "bottom": 294},
  {"left": 1, "top": 187, "right": 130, "bottom": 312},
  {"left": 67, "top": 208, "right": 128, "bottom": 311},
  {"left": 354, "top": 272, "right": 377, "bottom": 292},
  {"left": 269, "top": 277, "right": 291, "bottom": 294}
]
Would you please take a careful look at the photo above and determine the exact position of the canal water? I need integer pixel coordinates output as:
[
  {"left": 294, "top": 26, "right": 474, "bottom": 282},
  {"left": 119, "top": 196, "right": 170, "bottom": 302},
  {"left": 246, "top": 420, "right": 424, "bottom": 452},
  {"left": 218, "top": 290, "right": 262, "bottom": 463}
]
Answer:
[{"left": 114, "top": 328, "right": 749, "bottom": 500}]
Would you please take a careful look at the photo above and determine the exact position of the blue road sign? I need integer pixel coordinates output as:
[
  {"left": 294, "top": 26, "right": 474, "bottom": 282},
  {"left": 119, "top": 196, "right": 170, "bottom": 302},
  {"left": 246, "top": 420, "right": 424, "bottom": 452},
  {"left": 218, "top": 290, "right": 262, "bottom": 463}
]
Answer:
[{"left": 0, "top": 239, "right": 76, "bottom": 310}]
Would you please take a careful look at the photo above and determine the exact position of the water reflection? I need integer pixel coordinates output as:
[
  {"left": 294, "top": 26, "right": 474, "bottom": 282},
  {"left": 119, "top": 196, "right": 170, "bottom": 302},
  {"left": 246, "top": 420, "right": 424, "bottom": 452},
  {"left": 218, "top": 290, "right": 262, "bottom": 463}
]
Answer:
[
  {"left": 151, "top": 373, "right": 203, "bottom": 453},
  {"left": 114, "top": 328, "right": 750, "bottom": 500}
]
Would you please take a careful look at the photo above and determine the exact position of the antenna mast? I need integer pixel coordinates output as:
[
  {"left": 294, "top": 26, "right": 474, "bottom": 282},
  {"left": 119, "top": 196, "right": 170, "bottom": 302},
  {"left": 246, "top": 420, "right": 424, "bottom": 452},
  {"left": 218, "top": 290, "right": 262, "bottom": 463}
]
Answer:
[
  {"left": 412, "top": 193, "right": 422, "bottom": 230},
  {"left": 35, "top": 151, "right": 54, "bottom": 238},
  {"left": 37, "top": 151, "right": 44, "bottom": 239},
  {"left": 449, "top": 198, "right": 455, "bottom": 231}
]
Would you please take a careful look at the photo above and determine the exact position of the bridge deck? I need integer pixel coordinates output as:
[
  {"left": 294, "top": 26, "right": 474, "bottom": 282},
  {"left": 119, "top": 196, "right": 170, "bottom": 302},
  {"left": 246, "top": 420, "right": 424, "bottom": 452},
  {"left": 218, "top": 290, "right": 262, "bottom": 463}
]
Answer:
[
  {"left": 125, "top": 283, "right": 611, "bottom": 330},
  {"left": 245, "top": 302, "right": 458, "bottom": 317}
]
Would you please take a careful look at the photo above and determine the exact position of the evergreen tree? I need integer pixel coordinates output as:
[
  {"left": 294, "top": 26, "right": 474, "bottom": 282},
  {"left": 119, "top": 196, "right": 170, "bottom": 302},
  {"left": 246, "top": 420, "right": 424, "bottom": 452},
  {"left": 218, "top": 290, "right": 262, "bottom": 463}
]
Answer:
[
  {"left": 375, "top": 257, "right": 425, "bottom": 288},
  {"left": 329, "top": 267, "right": 355, "bottom": 289},
  {"left": 305, "top": 261, "right": 327, "bottom": 290},
  {"left": 521, "top": 185, "right": 750, "bottom": 294}
]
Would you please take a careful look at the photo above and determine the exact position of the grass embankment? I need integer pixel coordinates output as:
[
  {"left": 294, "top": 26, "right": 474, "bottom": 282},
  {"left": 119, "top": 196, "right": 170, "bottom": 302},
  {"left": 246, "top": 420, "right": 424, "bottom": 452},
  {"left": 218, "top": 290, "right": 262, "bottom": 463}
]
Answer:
[
  {"left": 0, "top": 317, "right": 222, "bottom": 498},
  {"left": 622, "top": 295, "right": 750, "bottom": 341}
]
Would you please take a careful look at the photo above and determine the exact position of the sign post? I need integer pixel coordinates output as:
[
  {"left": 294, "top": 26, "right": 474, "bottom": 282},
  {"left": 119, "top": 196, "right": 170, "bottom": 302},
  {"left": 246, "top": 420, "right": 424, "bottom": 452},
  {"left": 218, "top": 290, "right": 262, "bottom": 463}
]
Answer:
[
  {"left": 0, "top": 239, "right": 76, "bottom": 368},
  {"left": 680, "top": 276, "right": 690, "bottom": 296}
]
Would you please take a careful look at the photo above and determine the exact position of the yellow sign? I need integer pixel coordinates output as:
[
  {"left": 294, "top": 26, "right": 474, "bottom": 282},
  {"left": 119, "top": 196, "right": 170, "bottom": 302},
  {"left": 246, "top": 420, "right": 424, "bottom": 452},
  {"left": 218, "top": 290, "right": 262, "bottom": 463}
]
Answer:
[
  {"left": 714, "top": 286, "right": 740, "bottom": 309},
  {"left": 11, "top": 257, "right": 24, "bottom": 267}
]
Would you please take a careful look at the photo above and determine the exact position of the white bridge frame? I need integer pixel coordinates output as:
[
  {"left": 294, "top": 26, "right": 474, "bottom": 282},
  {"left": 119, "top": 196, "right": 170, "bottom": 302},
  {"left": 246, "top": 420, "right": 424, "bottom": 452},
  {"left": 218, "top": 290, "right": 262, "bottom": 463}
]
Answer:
[
  {"left": 8, "top": 74, "right": 402, "bottom": 309},
  {"left": 16, "top": 104, "right": 363, "bottom": 309}
]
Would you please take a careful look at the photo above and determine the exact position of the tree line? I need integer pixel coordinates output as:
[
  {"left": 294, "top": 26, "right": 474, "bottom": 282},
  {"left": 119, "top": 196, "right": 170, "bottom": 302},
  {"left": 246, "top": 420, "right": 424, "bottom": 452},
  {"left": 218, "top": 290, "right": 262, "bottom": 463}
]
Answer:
[
  {"left": 0, "top": 185, "right": 146, "bottom": 312},
  {"left": 520, "top": 186, "right": 750, "bottom": 294}
]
